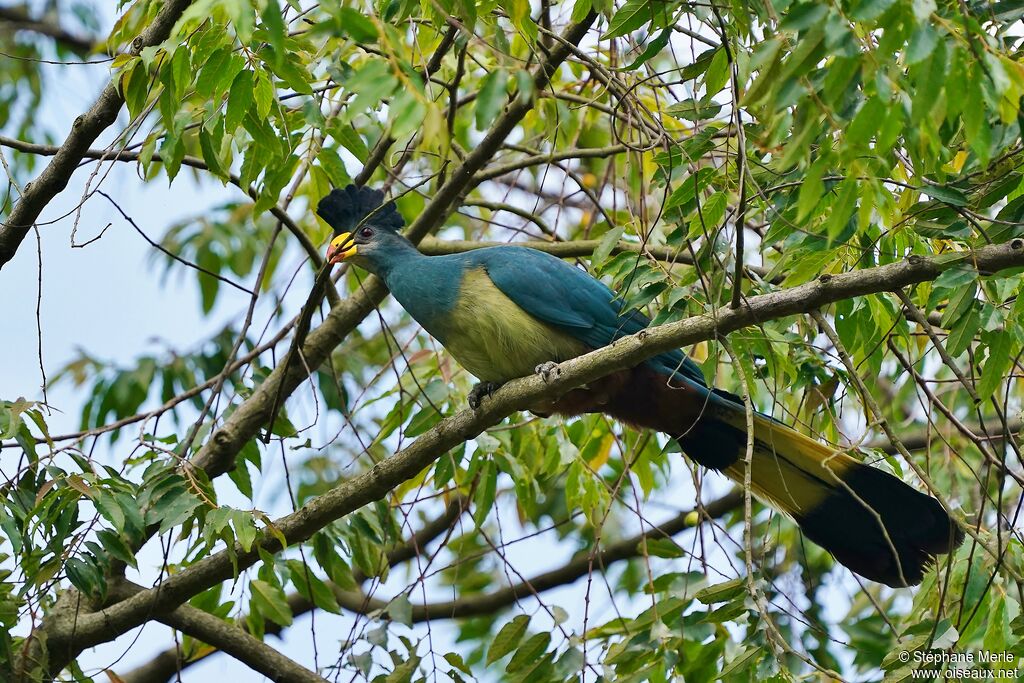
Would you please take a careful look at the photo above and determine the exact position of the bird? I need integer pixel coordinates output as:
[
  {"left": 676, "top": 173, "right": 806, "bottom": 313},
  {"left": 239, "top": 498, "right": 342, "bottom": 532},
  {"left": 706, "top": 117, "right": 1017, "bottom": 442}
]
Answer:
[{"left": 317, "top": 184, "right": 964, "bottom": 587}]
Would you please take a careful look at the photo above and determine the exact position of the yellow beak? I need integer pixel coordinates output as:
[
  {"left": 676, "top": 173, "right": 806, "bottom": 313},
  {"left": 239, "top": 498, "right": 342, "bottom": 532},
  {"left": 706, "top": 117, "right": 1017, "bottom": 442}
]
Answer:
[{"left": 326, "top": 232, "right": 357, "bottom": 264}]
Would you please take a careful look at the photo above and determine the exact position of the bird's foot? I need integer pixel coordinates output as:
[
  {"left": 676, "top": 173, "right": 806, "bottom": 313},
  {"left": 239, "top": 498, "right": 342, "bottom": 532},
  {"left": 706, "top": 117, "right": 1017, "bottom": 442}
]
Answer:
[
  {"left": 535, "top": 361, "right": 561, "bottom": 383},
  {"left": 468, "top": 381, "right": 501, "bottom": 410}
]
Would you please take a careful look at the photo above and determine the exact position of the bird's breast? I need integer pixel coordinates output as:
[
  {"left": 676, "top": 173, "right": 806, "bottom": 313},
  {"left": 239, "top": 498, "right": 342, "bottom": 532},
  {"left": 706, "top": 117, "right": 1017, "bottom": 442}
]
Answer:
[{"left": 440, "top": 268, "right": 587, "bottom": 383}]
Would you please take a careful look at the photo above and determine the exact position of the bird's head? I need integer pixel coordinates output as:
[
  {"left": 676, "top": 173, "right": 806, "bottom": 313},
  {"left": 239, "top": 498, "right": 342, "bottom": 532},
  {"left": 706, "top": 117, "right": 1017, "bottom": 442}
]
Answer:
[{"left": 317, "top": 185, "right": 407, "bottom": 275}]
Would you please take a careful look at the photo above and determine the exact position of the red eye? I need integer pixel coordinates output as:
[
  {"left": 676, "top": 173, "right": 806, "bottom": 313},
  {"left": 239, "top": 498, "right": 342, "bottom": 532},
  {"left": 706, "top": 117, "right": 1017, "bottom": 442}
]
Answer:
[{"left": 360, "top": 227, "right": 373, "bottom": 238}]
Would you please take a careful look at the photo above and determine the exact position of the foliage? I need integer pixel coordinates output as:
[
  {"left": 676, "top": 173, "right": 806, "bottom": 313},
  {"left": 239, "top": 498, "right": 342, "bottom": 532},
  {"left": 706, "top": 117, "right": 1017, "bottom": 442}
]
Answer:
[{"left": 2, "top": 0, "right": 1024, "bottom": 681}]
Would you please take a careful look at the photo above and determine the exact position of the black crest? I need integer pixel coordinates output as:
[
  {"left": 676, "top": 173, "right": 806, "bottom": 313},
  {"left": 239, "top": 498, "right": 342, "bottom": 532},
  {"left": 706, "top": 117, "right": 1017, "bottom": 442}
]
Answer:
[{"left": 316, "top": 185, "right": 404, "bottom": 234}]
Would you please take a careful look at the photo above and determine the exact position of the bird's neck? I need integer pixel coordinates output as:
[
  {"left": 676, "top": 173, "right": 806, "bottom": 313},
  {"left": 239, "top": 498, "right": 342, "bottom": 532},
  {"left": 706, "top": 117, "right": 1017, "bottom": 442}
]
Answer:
[{"left": 372, "top": 238, "right": 425, "bottom": 278}]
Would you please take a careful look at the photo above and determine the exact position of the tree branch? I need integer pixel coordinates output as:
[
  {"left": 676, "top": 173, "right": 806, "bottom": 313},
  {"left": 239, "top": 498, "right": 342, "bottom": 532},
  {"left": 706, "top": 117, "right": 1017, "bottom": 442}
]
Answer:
[
  {"left": 0, "top": 134, "right": 336, "bottom": 303},
  {"left": 107, "top": 580, "right": 327, "bottom": 683},
  {"left": 118, "top": 497, "right": 468, "bottom": 683},
  {"left": 42, "top": 238, "right": 1024, "bottom": 668},
  {"left": 331, "top": 491, "right": 744, "bottom": 622},
  {"left": 418, "top": 236, "right": 772, "bottom": 278},
  {"left": 0, "top": 0, "right": 194, "bottom": 270},
  {"left": 472, "top": 145, "right": 629, "bottom": 184},
  {"left": 0, "top": 6, "right": 96, "bottom": 55}
]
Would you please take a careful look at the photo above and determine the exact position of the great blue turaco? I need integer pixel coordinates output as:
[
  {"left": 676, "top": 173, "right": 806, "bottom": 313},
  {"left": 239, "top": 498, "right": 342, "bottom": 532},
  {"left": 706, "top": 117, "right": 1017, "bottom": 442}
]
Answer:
[{"left": 318, "top": 184, "right": 964, "bottom": 587}]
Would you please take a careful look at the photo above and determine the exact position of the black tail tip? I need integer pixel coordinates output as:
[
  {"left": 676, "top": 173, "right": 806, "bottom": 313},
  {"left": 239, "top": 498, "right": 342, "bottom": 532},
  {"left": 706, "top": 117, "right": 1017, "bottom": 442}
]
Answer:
[
  {"left": 316, "top": 184, "right": 404, "bottom": 233},
  {"left": 796, "top": 463, "right": 965, "bottom": 587}
]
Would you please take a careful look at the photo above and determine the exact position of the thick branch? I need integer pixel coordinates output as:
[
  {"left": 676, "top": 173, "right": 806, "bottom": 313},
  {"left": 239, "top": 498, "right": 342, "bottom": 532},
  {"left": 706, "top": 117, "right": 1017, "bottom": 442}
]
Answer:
[
  {"left": 0, "top": 0, "right": 193, "bottom": 270},
  {"left": 419, "top": 236, "right": 772, "bottom": 277},
  {"left": 119, "top": 497, "right": 468, "bottom": 683},
  {"left": 107, "top": 581, "right": 327, "bottom": 683},
  {"left": 46, "top": 239, "right": 1024, "bottom": 662}
]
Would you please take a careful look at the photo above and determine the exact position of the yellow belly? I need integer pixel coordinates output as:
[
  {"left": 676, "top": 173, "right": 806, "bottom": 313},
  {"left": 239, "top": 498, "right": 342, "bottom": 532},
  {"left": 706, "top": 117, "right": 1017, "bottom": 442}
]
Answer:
[{"left": 443, "top": 269, "right": 587, "bottom": 382}]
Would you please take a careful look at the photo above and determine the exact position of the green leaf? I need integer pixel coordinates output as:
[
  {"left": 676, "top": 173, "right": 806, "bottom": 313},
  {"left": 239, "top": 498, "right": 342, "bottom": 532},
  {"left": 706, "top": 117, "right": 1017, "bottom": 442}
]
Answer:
[
  {"left": 964, "top": 64, "right": 991, "bottom": 165},
  {"left": 123, "top": 61, "right": 150, "bottom": 120},
  {"left": 96, "top": 529, "right": 137, "bottom": 569},
  {"left": 978, "top": 330, "right": 1013, "bottom": 400},
  {"left": 506, "top": 631, "right": 550, "bottom": 673},
  {"left": 642, "top": 537, "right": 685, "bottom": 558},
  {"left": 945, "top": 307, "right": 981, "bottom": 357},
  {"left": 703, "top": 47, "right": 730, "bottom": 96},
  {"left": 250, "top": 579, "right": 294, "bottom": 626},
  {"left": 261, "top": 0, "right": 286, "bottom": 64},
  {"left": 472, "top": 460, "right": 497, "bottom": 526},
  {"left": 286, "top": 559, "right": 340, "bottom": 614},
  {"left": 196, "top": 48, "right": 231, "bottom": 99},
  {"left": 199, "top": 127, "right": 228, "bottom": 180},
  {"left": 850, "top": 0, "right": 897, "bottom": 21},
  {"left": 906, "top": 25, "right": 939, "bottom": 64},
  {"left": 933, "top": 266, "right": 978, "bottom": 290},
  {"left": 65, "top": 557, "right": 104, "bottom": 598},
  {"left": 226, "top": 70, "right": 255, "bottom": 131},
  {"left": 329, "top": 121, "right": 369, "bottom": 162},
  {"left": 345, "top": 59, "right": 397, "bottom": 116},
  {"left": 846, "top": 96, "right": 886, "bottom": 145},
  {"left": 571, "top": 0, "right": 592, "bottom": 22},
  {"left": 592, "top": 225, "right": 625, "bottom": 264},
  {"left": 719, "top": 646, "right": 764, "bottom": 678},
  {"left": 444, "top": 652, "right": 472, "bottom": 675},
  {"left": 694, "top": 577, "right": 746, "bottom": 604},
  {"left": 171, "top": 47, "right": 191, "bottom": 95},
  {"left": 603, "top": 0, "right": 669, "bottom": 39},
  {"left": 337, "top": 7, "right": 379, "bottom": 42},
  {"left": 271, "top": 53, "right": 313, "bottom": 95},
  {"left": 824, "top": 178, "right": 858, "bottom": 243},
  {"left": 254, "top": 71, "right": 275, "bottom": 118},
  {"left": 387, "top": 593, "right": 413, "bottom": 626},
  {"left": 317, "top": 147, "right": 351, "bottom": 187},
  {"left": 155, "top": 488, "right": 203, "bottom": 533},
  {"left": 921, "top": 184, "right": 968, "bottom": 206},
  {"left": 779, "top": 3, "right": 828, "bottom": 31},
  {"left": 664, "top": 98, "right": 723, "bottom": 121},
  {"left": 405, "top": 406, "right": 441, "bottom": 436},
  {"left": 475, "top": 70, "right": 509, "bottom": 130},
  {"left": 940, "top": 281, "right": 977, "bottom": 328},
  {"left": 664, "top": 167, "right": 716, "bottom": 212},
  {"left": 625, "top": 28, "right": 671, "bottom": 70},
  {"left": 488, "top": 614, "right": 530, "bottom": 664}
]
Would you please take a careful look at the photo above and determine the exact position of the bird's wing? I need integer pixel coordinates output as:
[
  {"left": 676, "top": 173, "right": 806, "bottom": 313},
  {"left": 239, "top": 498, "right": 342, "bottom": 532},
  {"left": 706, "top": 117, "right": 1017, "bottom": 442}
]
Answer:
[{"left": 478, "top": 247, "right": 708, "bottom": 387}]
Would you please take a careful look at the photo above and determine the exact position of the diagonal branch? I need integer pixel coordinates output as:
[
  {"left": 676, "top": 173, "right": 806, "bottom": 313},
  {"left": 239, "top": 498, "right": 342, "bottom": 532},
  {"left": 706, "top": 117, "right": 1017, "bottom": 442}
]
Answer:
[
  {"left": 0, "top": 0, "right": 194, "bottom": 270},
  {"left": 42, "top": 238, "right": 1024, "bottom": 668},
  {"left": 107, "top": 580, "right": 327, "bottom": 683},
  {"left": 331, "top": 491, "right": 744, "bottom": 622},
  {"left": 117, "top": 497, "right": 467, "bottom": 683}
]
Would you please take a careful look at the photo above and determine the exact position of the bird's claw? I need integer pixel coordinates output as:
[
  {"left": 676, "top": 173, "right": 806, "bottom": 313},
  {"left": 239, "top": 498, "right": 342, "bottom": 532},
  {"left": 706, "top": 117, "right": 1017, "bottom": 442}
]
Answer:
[
  {"left": 535, "top": 361, "right": 560, "bottom": 383},
  {"left": 468, "top": 381, "right": 500, "bottom": 410}
]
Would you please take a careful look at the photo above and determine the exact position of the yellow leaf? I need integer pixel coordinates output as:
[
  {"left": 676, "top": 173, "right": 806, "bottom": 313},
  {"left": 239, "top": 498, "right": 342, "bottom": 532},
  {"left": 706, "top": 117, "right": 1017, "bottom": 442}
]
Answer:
[{"left": 587, "top": 433, "right": 614, "bottom": 471}]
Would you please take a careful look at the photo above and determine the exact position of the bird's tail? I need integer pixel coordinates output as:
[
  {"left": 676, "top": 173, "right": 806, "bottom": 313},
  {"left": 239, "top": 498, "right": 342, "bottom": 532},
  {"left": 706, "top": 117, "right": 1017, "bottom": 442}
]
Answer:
[
  {"left": 713, "top": 406, "right": 962, "bottom": 586},
  {"left": 606, "top": 367, "right": 964, "bottom": 586}
]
